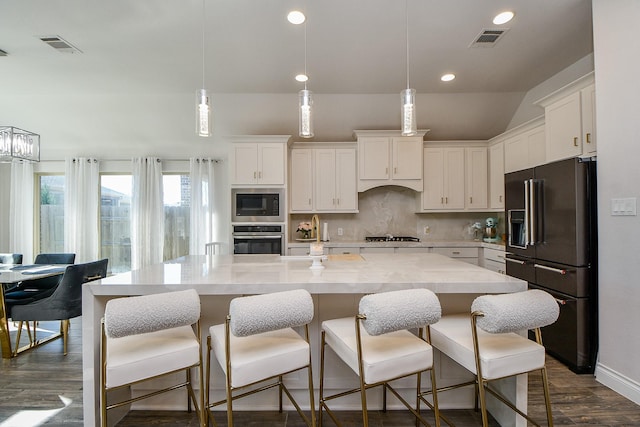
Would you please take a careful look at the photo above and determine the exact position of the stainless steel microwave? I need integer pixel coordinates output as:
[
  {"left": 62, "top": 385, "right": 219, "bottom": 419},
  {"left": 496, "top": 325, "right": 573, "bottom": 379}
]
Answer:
[{"left": 231, "top": 188, "right": 285, "bottom": 222}]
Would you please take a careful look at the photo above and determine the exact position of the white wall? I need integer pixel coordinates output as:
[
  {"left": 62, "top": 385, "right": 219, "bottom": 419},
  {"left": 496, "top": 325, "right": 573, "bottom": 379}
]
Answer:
[{"left": 591, "top": 0, "right": 640, "bottom": 404}]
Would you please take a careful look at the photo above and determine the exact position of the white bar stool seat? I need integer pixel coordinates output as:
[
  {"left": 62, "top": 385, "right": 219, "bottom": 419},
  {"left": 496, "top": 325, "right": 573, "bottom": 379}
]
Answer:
[
  {"left": 322, "top": 317, "right": 434, "bottom": 385},
  {"left": 209, "top": 324, "right": 310, "bottom": 388},
  {"left": 430, "top": 314, "right": 545, "bottom": 380}
]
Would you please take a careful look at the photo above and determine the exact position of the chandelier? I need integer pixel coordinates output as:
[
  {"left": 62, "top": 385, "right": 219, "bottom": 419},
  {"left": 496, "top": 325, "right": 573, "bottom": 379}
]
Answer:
[{"left": 0, "top": 126, "right": 40, "bottom": 162}]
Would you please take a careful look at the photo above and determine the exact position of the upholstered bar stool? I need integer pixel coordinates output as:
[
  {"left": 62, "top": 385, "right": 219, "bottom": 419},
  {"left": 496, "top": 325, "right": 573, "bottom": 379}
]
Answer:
[
  {"left": 206, "top": 289, "right": 316, "bottom": 427},
  {"left": 428, "top": 289, "right": 559, "bottom": 427},
  {"left": 100, "top": 289, "right": 205, "bottom": 427},
  {"left": 319, "top": 288, "right": 442, "bottom": 427}
]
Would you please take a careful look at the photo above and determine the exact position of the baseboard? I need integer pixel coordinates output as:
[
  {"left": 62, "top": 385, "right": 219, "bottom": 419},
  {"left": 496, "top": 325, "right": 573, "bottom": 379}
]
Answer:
[{"left": 595, "top": 362, "right": 640, "bottom": 405}]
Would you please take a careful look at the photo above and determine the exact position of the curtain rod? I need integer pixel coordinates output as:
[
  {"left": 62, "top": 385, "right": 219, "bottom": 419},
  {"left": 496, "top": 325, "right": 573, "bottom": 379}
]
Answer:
[{"left": 52, "top": 158, "right": 224, "bottom": 163}]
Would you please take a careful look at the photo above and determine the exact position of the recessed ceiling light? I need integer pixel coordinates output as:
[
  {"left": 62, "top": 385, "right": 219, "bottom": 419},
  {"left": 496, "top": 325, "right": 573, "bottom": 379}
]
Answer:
[
  {"left": 295, "top": 74, "right": 308, "bottom": 82},
  {"left": 287, "top": 10, "right": 306, "bottom": 25},
  {"left": 441, "top": 73, "right": 456, "bottom": 82},
  {"left": 493, "top": 11, "right": 514, "bottom": 25}
]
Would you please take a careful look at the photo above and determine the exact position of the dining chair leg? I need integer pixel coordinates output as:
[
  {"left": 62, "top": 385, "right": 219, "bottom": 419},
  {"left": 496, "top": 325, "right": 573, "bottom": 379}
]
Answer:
[{"left": 61, "top": 319, "right": 70, "bottom": 355}]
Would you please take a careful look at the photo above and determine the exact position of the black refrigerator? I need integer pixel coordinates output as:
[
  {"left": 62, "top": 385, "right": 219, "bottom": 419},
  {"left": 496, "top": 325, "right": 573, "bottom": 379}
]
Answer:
[{"left": 505, "top": 157, "right": 597, "bottom": 374}]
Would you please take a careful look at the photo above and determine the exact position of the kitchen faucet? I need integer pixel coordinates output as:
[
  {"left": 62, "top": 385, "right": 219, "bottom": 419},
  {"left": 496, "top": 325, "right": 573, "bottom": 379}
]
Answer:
[{"left": 311, "top": 214, "right": 320, "bottom": 243}]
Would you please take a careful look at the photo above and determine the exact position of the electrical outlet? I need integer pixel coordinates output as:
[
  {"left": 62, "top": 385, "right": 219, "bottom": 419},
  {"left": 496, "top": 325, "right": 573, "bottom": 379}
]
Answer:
[
  {"left": 424, "top": 225, "right": 430, "bottom": 234},
  {"left": 337, "top": 227, "right": 343, "bottom": 236}
]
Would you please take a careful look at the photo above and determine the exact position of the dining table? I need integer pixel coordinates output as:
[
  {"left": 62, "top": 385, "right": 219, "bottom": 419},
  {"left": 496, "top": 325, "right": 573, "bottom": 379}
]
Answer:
[{"left": 0, "top": 263, "right": 68, "bottom": 358}]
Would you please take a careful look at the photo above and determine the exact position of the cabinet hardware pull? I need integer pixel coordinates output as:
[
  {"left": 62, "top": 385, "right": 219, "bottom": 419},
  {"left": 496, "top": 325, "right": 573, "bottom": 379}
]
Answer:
[
  {"left": 505, "top": 258, "right": 525, "bottom": 265},
  {"left": 385, "top": 167, "right": 388, "bottom": 176},
  {"left": 573, "top": 137, "right": 579, "bottom": 147},
  {"left": 258, "top": 171, "right": 262, "bottom": 179},
  {"left": 586, "top": 133, "right": 591, "bottom": 144},
  {"left": 441, "top": 197, "right": 444, "bottom": 204},
  {"left": 337, "top": 198, "right": 340, "bottom": 205},
  {"left": 394, "top": 167, "right": 397, "bottom": 174},
  {"left": 470, "top": 197, "right": 473, "bottom": 204},
  {"left": 445, "top": 197, "right": 448, "bottom": 204},
  {"left": 452, "top": 251, "right": 460, "bottom": 255},
  {"left": 253, "top": 171, "right": 257, "bottom": 179},
  {"left": 499, "top": 195, "right": 502, "bottom": 202},
  {"left": 534, "top": 264, "right": 568, "bottom": 275}
]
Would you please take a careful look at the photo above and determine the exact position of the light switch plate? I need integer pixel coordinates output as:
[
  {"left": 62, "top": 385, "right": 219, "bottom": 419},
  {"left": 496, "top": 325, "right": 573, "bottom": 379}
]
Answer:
[{"left": 611, "top": 197, "right": 637, "bottom": 216}]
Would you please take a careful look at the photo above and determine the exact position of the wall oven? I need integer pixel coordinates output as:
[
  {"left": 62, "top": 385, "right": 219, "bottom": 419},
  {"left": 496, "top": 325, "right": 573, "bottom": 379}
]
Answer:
[
  {"left": 231, "top": 188, "right": 284, "bottom": 223},
  {"left": 232, "top": 224, "right": 284, "bottom": 255}
]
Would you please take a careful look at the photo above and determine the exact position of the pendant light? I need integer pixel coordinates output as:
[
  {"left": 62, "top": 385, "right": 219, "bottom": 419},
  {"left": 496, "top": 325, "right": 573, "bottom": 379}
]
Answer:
[
  {"left": 298, "top": 11, "right": 314, "bottom": 138},
  {"left": 196, "top": 0, "right": 212, "bottom": 137},
  {"left": 401, "top": 0, "right": 416, "bottom": 136}
]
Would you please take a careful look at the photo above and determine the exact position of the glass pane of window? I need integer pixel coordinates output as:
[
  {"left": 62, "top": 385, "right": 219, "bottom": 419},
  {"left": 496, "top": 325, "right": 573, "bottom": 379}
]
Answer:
[
  {"left": 100, "top": 175, "right": 132, "bottom": 273},
  {"left": 39, "top": 175, "right": 65, "bottom": 253},
  {"left": 163, "top": 174, "right": 190, "bottom": 261}
]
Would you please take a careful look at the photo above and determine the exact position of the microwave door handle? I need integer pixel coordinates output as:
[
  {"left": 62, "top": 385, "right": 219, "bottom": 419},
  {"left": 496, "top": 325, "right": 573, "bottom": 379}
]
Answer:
[
  {"left": 524, "top": 180, "right": 530, "bottom": 246},
  {"left": 235, "top": 235, "right": 283, "bottom": 239}
]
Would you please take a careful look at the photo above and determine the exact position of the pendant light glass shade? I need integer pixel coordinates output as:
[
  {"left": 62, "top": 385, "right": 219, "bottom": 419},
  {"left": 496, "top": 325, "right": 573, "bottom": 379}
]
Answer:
[
  {"left": 401, "top": 88, "right": 416, "bottom": 136},
  {"left": 196, "top": 88, "right": 211, "bottom": 137},
  {"left": 299, "top": 89, "right": 314, "bottom": 138}
]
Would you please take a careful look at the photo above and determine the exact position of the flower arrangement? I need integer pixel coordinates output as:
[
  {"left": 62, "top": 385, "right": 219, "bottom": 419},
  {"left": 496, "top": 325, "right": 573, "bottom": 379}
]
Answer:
[{"left": 297, "top": 221, "right": 313, "bottom": 239}]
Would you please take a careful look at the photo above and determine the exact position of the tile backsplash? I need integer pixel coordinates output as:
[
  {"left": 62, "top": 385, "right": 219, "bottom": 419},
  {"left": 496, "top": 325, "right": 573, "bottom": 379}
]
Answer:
[{"left": 290, "top": 186, "right": 505, "bottom": 242}]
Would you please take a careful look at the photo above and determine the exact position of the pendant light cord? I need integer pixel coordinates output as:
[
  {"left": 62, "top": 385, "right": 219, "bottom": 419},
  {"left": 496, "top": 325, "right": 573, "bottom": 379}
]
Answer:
[
  {"left": 201, "top": 0, "right": 206, "bottom": 88},
  {"left": 304, "top": 12, "right": 308, "bottom": 91},
  {"left": 406, "top": 0, "right": 410, "bottom": 90}
]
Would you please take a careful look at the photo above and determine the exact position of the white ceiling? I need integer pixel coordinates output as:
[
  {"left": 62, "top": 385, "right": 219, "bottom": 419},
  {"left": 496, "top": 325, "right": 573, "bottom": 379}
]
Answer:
[{"left": 0, "top": 0, "right": 593, "bottom": 160}]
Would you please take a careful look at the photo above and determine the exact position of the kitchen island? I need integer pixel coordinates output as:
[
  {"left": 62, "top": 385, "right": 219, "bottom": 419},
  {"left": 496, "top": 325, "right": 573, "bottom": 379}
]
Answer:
[{"left": 83, "top": 253, "right": 526, "bottom": 426}]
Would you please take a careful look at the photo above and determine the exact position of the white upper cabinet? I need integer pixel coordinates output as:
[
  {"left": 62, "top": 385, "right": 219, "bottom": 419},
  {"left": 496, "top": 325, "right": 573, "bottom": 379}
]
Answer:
[
  {"left": 488, "top": 142, "right": 505, "bottom": 210},
  {"left": 536, "top": 73, "right": 596, "bottom": 163},
  {"left": 289, "top": 145, "right": 358, "bottom": 213},
  {"left": 465, "top": 147, "right": 488, "bottom": 209},
  {"left": 230, "top": 136, "right": 289, "bottom": 186},
  {"left": 354, "top": 130, "right": 428, "bottom": 192},
  {"left": 421, "top": 147, "right": 465, "bottom": 210},
  {"left": 502, "top": 118, "right": 546, "bottom": 173},
  {"left": 315, "top": 148, "right": 357, "bottom": 212},
  {"left": 289, "top": 148, "right": 314, "bottom": 211}
]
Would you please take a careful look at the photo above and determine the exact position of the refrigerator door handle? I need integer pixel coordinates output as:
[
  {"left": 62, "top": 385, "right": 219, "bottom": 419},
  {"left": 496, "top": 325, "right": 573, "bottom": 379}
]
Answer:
[
  {"left": 524, "top": 180, "right": 530, "bottom": 246},
  {"left": 534, "top": 263, "right": 569, "bottom": 275},
  {"left": 529, "top": 179, "right": 536, "bottom": 245}
]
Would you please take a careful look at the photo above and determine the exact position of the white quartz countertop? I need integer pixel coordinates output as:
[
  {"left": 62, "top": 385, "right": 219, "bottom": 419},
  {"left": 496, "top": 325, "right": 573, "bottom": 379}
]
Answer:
[
  {"left": 87, "top": 253, "right": 524, "bottom": 296},
  {"left": 288, "top": 239, "right": 506, "bottom": 250}
]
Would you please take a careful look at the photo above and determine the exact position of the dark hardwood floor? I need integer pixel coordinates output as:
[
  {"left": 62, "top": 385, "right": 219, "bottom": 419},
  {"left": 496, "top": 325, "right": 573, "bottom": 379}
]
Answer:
[{"left": 1, "top": 318, "right": 639, "bottom": 426}]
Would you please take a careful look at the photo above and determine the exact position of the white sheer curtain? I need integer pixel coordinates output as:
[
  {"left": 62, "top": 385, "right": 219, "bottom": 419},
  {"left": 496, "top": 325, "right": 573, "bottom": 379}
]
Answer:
[
  {"left": 64, "top": 158, "right": 100, "bottom": 263},
  {"left": 131, "top": 157, "right": 164, "bottom": 269},
  {"left": 189, "top": 158, "right": 217, "bottom": 255},
  {"left": 9, "top": 161, "right": 34, "bottom": 263}
]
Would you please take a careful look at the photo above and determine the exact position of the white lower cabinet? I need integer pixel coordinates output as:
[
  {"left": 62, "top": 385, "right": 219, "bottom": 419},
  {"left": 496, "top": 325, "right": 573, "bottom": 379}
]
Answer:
[
  {"left": 328, "top": 247, "right": 361, "bottom": 255},
  {"left": 359, "top": 247, "right": 394, "bottom": 254},
  {"left": 482, "top": 247, "right": 506, "bottom": 274},
  {"left": 432, "top": 247, "right": 479, "bottom": 265}
]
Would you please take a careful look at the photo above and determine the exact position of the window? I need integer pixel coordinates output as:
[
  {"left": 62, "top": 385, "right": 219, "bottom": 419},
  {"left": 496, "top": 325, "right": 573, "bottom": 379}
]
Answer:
[
  {"left": 38, "top": 174, "right": 65, "bottom": 253},
  {"left": 163, "top": 174, "right": 191, "bottom": 261},
  {"left": 100, "top": 175, "right": 132, "bottom": 273}
]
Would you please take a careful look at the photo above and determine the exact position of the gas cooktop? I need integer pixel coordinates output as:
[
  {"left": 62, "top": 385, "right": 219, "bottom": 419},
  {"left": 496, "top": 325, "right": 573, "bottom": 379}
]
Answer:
[{"left": 365, "top": 236, "right": 420, "bottom": 242}]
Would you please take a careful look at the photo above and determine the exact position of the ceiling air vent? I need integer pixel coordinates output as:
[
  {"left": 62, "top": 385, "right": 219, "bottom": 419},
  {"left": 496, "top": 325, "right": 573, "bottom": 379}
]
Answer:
[
  {"left": 39, "top": 36, "right": 82, "bottom": 54},
  {"left": 470, "top": 29, "right": 508, "bottom": 48}
]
